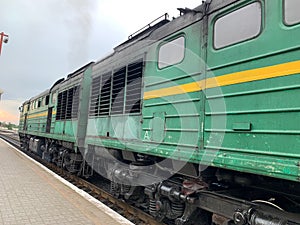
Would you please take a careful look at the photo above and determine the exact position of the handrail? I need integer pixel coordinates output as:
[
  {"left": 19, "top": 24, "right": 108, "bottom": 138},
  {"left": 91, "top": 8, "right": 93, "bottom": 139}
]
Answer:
[{"left": 128, "top": 13, "right": 169, "bottom": 40}]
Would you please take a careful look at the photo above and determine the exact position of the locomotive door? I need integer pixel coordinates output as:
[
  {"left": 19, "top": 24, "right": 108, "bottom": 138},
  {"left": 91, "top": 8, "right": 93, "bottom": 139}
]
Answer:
[
  {"left": 23, "top": 114, "right": 28, "bottom": 131},
  {"left": 46, "top": 107, "right": 53, "bottom": 133}
]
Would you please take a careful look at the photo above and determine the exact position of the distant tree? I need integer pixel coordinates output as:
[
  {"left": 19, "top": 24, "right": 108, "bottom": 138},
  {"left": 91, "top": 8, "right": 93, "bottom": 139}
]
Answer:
[
  {"left": 0, "top": 121, "right": 18, "bottom": 130},
  {"left": 7, "top": 122, "right": 13, "bottom": 130}
]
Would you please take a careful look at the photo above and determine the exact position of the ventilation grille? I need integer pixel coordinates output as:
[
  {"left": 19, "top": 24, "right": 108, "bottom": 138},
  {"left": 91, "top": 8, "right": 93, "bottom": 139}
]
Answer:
[
  {"left": 71, "top": 86, "right": 80, "bottom": 118},
  {"left": 126, "top": 61, "right": 143, "bottom": 113},
  {"left": 56, "top": 86, "right": 80, "bottom": 120},
  {"left": 88, "top": 59, "right": 143, "bottom": 117},
  {"left": 90, "top": 72, "right": 112, "bottom": 117},
  {"left": 99, "top": 72, "right": 112, "bottom": 116},
  {"left": 89, "top": 76, "right": 101, "bottom": 117},
  {"left": 111, "top": 67, "right": 126, "bottom": 115}
]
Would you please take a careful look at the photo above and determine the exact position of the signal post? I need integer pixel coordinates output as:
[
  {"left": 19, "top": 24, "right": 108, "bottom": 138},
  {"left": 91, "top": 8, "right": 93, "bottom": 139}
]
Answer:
[{"left": 0, "top": 32, "right": 9, "bottom": 55}]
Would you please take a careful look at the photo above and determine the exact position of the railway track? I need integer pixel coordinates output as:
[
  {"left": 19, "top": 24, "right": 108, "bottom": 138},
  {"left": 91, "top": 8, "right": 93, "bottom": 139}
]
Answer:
[{"left": 0, "top": 130, "right": 164, "bottom": 225}]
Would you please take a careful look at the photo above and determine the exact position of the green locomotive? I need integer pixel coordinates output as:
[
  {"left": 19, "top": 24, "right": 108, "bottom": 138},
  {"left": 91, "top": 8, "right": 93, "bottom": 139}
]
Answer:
[{"left": 19, "top": 0, "right": 300, "bottom": 224}]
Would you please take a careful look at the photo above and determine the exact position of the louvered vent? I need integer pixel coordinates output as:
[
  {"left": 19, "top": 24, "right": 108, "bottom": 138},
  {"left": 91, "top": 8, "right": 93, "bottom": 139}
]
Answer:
[
  {"left": 88, "top": 59, "right": 143, "bottom": 117},
  {"left": 99, "top": 72, "right": 112, "bottom": 116},
  {"left": 66, "top": 88, "right": 74, "bottom": 119},
  {"left": 56, "top": 86, "right": 80, "bottom": 120},
  {"left": 89, "top": 76, "right": 101, "bottom": 117},
  {"left": 111, "top": 67, "right": 126, "bottom": 114},
  {"left": 56, "top": 92, "right": 62, "bottom": 120},
  {"left": 71, "top": 86, "right": 80, "bottom": 118},
  {"left": 61, "top": 90, "right": 67, "bottom": 120},
  {"left": 126, "top": 61, "right": 143, "bottom": 113}
]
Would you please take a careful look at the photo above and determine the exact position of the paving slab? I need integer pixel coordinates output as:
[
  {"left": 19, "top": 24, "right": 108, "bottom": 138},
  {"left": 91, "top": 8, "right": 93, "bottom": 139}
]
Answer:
[{"left": 0, "top": 139, "right": 133, "bottom": 225}]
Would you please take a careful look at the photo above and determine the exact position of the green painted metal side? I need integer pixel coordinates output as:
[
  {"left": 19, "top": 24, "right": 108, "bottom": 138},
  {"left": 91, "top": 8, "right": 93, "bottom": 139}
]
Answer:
[
  {"left": 18, "top": 72, "right": 90, "bottom": 151},
  {"left": 19, "top": 107, "right": 48, "bottom": 136},
  {"left": 85, "top": 1, "right": 300, "bottom": 182},
  {"left": 204, "top": 0, "right": 300, "bottom": 181},
  {"left": 52, "top": 120, "right": 78, "bottom": 143},
  {"left": 141, "top": 22, "right": 203, "bottom": 155},
  {"left": 76, "top": 66, "right": 93, "bottom": 152},
  {"left": 18, "top": 117, "right": 23, "bottom": 130},
  {"left": 85, "top": 113, "right": 142, "bottom": 146},
  {"left": 85, "top": 22, "right": 203, "bottom": 161}
]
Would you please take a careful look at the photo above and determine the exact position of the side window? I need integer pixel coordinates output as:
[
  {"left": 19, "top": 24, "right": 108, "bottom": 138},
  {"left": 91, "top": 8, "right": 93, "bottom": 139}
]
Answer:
[
  {"left": 284, "top": 0, "right": 300, "bottom": 25},
  {"left": 158, "top": 36, "right": 185, "bottom": 69},
  {"left": 214, "top": 2, "right": 262, "bottom": 49},
  {"left": 45, "top": 95, "right": 50, "bottom": 105},
  {"left": 38, "top": 99, "right": 41, "bottom": 108}
]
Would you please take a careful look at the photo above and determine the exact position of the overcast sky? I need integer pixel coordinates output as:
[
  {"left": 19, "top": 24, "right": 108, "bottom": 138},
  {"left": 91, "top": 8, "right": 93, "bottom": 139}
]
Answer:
[{"left": 0, "top": 0, "right": 201, "bottom": 124}]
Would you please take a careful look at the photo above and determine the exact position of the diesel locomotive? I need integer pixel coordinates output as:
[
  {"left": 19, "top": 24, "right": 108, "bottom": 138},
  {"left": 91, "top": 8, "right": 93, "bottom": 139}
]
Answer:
[{"left": 19, "top": 0, "right": 300, "bottom": 224}]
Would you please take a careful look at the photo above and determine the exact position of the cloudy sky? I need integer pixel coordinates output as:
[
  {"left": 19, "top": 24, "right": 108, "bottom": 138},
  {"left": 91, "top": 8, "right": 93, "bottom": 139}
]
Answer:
[{"left": 0, "top": 0, "right": 201, "bottom": 124}]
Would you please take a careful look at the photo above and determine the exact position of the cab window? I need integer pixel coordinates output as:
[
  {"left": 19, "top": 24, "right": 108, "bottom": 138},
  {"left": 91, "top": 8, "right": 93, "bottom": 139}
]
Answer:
[
  {"left": 158, "top": 36, "right": 185, "bottom": 69},
  {"left": 284, "top": 0, "right": 300, "bottom": 25},
  {"left": 214, "top": 2, "right": 262, "bottom": 49}
]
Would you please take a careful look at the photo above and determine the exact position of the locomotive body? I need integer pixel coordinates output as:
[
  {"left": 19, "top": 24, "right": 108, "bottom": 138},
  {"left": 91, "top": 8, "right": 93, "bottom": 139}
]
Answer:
[
  {"left": 19, "top": 0, "right": 300, "bottom": 224},
  {"left": 19, "top": 63, "right": 93, "bottom": 171}
]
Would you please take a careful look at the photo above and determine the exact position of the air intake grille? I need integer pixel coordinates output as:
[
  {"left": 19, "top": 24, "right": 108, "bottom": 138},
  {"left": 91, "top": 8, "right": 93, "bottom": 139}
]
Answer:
[
  {"left": 99, "top": 72, "right": 112, "bottom": 116},
  {"left": 126, "top": 61, "right": 143, "bottom": 113},
  {"left": 88, "top": 59, "right": 143, "bottom": 117},
  {"left": 56, "top": 86, "right": 80, "bottom": 120},
  {"left": 89, "top": 76, "right": 101, "bottom": 117},
  {"left": 111, "top": 67, "right": 126, "bottom": 115},
  {"left": 89, "top": 72, "right": 112, "bottom": 117}
]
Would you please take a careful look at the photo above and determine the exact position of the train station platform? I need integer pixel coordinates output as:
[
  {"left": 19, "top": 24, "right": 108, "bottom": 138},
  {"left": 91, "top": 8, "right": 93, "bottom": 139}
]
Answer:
[{"left": 0, "top": 139, "right": 134, "bottom": 225}]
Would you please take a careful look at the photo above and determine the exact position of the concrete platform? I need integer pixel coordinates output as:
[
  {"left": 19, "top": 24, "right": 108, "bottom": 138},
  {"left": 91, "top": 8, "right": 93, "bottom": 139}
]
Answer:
[{"left": 0, "top": 139, "right": 134, "bottom": 225}]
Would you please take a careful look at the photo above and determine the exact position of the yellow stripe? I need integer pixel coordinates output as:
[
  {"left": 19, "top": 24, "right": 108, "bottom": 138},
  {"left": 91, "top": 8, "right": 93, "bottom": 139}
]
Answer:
[
  {"left": 27, "top": 112, "right": 48, "bottom": 119},
  {"left": 144, "top": 60, "right": 300, "bottom": 100},
  {"left": 27, "top": 111, "right": 56, "bottom": 119},
  {"left": 144, "top": 82, "right": 203, "bottom": 100}
]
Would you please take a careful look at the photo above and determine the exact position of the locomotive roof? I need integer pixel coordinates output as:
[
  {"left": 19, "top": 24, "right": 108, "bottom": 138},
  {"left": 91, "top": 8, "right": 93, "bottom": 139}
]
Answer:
[
  {"left": 205, "top": 0, "right": 241, "bottom": 14},
  {"left": 67, "top": 62, "right": 94, "bottom": 79},
  {"left": 93, "top": 5, "right": 205, "bottom": 70},
  {"left": 29, "top": 89, "right": 50, "bottom": 102},
  {"left": 93, "top": 0, "right": 244, "bottom": 70},
  {"left": 49, "top": 61, "right": 94, "bottom": 92}
]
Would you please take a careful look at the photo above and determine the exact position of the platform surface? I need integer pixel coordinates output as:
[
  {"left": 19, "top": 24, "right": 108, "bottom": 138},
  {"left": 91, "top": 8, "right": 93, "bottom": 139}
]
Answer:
[{"left": 0, "top": 139, "right": 133, "bottom": 225}]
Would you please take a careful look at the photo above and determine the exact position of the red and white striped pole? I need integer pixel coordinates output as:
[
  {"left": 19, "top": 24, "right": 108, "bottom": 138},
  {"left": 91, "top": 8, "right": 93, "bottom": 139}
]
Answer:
[{"left": 0, "top": 32, "right": 9, "bottom": 55}]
